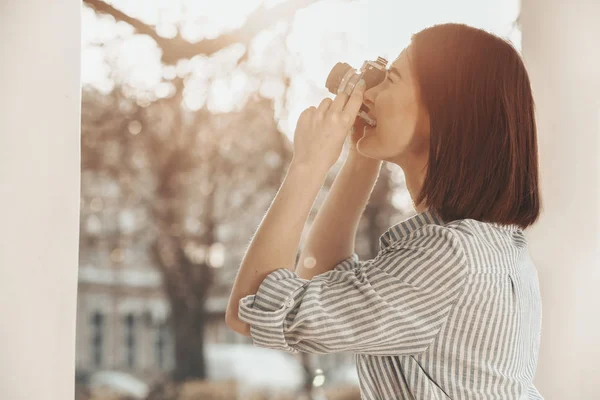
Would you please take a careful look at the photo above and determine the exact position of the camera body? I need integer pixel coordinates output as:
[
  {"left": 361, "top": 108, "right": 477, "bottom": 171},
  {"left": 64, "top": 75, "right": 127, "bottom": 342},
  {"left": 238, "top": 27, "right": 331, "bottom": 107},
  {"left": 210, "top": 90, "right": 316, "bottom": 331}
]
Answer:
[
  {"left": 325, "top": 56, "right": 388, "bottom": 126},
  {"left": 326, "top": 56, "right": 388, "bottom": 95}
]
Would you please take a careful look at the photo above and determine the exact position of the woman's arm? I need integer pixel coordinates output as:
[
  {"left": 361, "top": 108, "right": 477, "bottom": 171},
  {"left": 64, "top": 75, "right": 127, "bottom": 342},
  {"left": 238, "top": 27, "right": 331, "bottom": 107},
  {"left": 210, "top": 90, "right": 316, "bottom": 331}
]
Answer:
[
  {"left": 226, "top": 81, "right": 367, "bottom": 335},
  {"left": 237, "top": 225, "right": 468, "bottom": 355},
  {"left": 294, "top": 153, "right": 382, "bottom": 280},
  {"left": 225, "top": 162, "right": 328, "bottom": 333}
]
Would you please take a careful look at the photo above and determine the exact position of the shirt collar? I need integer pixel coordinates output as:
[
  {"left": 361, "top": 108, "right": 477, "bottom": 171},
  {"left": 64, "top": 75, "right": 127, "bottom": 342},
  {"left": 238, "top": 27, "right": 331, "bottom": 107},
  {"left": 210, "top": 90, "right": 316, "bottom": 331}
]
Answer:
[
  {"left": 378, "top": 209, "right": 522, "bottom": 251},
  {"left": 379, "top": 209, "right": 445, "bottom": 251}
]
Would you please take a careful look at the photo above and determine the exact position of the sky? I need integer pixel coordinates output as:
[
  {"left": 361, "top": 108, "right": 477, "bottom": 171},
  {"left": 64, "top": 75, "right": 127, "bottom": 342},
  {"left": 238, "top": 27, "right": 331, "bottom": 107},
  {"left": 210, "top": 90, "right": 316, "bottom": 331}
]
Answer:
[{"left": 82, "top": 0, "right": 521, "bottom": 138}]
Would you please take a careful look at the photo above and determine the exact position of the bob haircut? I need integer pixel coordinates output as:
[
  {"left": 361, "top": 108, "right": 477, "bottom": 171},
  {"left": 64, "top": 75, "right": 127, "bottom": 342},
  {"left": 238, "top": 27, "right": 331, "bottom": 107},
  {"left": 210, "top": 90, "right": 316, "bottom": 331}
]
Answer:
[{"left": 409, "top": 23, "right": 541, "bottom": 230}]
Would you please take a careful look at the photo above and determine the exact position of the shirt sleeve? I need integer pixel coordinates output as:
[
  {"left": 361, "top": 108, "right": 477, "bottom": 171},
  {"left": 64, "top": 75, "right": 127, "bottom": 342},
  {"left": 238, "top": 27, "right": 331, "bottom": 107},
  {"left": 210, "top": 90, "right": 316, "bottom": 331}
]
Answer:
[{"left": 238, "top": 225, "right": 468, "bottom": 356}]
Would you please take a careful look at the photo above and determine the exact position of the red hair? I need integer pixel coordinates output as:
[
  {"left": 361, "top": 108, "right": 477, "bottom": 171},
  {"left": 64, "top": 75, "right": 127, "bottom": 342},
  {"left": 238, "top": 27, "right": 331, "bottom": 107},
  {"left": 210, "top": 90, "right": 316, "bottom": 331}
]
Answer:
[{"left": 411, "top": 23, "right": 541, "bottom": 229}]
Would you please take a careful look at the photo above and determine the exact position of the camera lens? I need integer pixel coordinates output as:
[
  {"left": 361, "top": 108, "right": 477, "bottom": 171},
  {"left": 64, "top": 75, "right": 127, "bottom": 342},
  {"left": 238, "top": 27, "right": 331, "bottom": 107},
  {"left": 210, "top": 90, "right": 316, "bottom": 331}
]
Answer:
[
  {"left": 325, "top": 62, "right": 353, "bottom": 94},
  {"left": 324, "top": 58, "right": 386, "bottom": 127}
]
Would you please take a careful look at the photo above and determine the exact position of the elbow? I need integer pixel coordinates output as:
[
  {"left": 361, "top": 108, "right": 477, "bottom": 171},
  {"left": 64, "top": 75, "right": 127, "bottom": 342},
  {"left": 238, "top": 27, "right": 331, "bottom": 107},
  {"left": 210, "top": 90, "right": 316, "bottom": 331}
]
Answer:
[
  {"left": 224, "top": 310, "right": 237, "bottom": 331},
  {"left": 224, "top": 304, "right": 237, "bottom": 329},
  {"left": 225, "top": 313, "right": 251, "bottom": 337}
]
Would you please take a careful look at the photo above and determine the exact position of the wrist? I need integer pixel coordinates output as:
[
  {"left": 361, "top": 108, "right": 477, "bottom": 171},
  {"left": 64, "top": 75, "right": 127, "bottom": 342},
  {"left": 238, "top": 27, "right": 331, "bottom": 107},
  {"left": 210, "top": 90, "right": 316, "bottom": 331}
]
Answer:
[
  {"left": 346, "top": 151, "right": 382, "bottom": 168},
  {"left": 289, "top": 159, "right": 330, "bottom": 180}
]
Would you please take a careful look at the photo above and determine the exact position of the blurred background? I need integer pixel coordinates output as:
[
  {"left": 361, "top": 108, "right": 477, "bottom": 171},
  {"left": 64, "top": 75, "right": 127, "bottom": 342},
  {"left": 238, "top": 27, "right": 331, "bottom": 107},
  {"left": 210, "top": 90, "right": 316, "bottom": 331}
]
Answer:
[{"left": 75, "top": 1, "right": 521, "bottom": 399}]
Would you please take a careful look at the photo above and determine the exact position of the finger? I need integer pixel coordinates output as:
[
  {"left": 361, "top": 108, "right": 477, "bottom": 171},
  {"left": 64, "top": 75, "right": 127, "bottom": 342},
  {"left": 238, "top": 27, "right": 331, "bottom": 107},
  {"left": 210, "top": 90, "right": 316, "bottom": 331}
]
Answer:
[
  {"left": 300, "top": 106, "right": 316, "bottom": 117},
  {"left": 298, "top": 106, "right": 316, "bottom": 124},
  {"left": 328, "top": 87, "right": 350, "bottom": 114},
  {"left": 341, "top": 80, "right": 366, "bottom": 122},
  {"left": 316, "top": 98, "right": 333, "bottom": 118}
]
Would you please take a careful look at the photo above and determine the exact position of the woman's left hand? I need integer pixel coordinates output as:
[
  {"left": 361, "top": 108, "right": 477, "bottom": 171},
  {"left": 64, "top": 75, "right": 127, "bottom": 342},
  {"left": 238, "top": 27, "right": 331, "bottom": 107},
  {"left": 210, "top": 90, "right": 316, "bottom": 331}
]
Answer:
[{"left": 291, "top": 80, "right": 366, "bottom": 173}]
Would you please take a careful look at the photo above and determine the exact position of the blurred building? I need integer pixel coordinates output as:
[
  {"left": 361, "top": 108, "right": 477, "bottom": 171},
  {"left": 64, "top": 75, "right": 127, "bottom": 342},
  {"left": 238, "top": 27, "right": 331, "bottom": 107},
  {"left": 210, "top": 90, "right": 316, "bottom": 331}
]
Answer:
[{"left": 75, "top": 170, "right": 255, "bottom": 385}]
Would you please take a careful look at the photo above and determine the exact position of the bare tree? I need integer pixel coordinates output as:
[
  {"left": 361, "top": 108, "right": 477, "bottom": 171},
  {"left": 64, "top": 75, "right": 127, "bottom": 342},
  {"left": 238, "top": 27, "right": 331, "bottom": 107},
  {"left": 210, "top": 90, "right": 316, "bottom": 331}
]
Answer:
[
  {"left": 144, "top": 81, "right": 292, "bottom": 382},
  {"left": 83, "top": 0, "right": 321, "bottom": 65}
]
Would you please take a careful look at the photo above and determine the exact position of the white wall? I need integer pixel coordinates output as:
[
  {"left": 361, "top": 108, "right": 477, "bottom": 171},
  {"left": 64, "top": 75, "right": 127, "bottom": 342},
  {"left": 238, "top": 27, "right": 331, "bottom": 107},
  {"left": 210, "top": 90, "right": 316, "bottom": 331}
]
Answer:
[
  {"left": 521, "top": 0, "right": 600, "bottom": 398},
  {"left": 0, "top": 1, "right": 81, "bottom": 399}
]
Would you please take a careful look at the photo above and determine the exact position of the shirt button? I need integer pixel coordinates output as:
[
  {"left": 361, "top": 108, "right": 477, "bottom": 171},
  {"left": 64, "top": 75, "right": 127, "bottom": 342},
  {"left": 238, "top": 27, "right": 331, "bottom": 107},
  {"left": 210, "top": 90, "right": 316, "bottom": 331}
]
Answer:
[{"left": 284, "top": 297, "right": 295, "bottom": 308}]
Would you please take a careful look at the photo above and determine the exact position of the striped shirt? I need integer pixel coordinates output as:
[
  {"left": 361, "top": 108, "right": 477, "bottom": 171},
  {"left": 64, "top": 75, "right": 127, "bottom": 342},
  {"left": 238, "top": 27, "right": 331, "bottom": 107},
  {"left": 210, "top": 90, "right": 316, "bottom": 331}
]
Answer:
[{"left": 239, "top": 210, "right": 543, "bottom": 399}]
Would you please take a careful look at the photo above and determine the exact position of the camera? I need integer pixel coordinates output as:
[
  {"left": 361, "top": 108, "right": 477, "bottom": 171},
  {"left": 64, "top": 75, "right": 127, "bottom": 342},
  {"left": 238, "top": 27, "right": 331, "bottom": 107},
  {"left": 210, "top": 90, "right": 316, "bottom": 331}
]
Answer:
[{"left": 325, "top": 56, "right": 388, "bottom": 126}]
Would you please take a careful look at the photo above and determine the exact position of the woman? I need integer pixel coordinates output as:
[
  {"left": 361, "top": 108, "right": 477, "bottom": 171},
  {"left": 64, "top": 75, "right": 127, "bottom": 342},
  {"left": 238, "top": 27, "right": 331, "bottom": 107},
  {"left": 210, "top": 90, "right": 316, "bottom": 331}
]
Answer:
[{"left": 226, "top": 23, "right": 543, "bottom": 399}]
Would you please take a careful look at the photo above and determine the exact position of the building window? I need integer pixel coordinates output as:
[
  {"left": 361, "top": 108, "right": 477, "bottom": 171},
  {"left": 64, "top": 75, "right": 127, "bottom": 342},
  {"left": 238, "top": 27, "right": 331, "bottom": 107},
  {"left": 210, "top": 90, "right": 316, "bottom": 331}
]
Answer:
[
  {"left": 91, "top": 312, "right": 104, "bottom": 367},
  {"left": 155, "top": 323, "right": 166, "bottom": 369},
  {"left": 124, "top": 313, "right": 136, "bottom": 368}
]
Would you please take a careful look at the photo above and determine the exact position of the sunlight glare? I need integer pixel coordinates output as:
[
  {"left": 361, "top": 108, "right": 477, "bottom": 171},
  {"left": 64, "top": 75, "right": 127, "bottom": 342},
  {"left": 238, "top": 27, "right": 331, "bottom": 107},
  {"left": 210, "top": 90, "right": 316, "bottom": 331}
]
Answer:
[{"left": 83, "top": 0, "right": 520, "bottom": 134}]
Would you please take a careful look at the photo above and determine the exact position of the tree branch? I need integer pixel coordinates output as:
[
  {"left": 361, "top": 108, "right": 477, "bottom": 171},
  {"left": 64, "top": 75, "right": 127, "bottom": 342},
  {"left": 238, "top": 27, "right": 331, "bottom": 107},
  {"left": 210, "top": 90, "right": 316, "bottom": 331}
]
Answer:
[{"left": 83, "top": 0, "right": 321, "bottom": 64}]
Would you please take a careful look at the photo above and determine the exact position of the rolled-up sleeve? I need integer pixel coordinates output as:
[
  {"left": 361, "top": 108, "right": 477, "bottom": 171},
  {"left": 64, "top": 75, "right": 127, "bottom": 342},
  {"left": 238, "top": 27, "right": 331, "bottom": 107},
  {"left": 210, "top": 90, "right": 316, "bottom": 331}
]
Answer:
[{"left": 238, "top": 226, "right": 468, "bottom": 356}]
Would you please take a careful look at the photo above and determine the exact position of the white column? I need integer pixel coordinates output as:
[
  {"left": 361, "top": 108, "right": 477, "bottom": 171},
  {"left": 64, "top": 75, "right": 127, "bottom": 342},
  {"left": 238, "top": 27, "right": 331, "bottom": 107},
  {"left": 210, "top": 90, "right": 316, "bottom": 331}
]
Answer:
[
  {"left": 0, "top": 1, "right": 80, "bottom": 400},
  {"left": 521, "top": 0, "right": 600, "bottom": 398}
]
